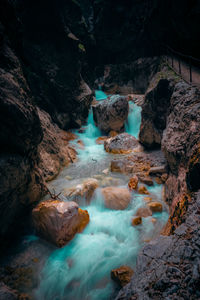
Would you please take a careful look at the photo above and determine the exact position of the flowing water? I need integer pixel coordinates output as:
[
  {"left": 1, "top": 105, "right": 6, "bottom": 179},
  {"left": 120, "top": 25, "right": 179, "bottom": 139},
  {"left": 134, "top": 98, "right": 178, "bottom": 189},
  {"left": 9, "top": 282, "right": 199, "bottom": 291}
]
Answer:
[{"left": 9, "top": 94, "right": 168, "bottom": 300}]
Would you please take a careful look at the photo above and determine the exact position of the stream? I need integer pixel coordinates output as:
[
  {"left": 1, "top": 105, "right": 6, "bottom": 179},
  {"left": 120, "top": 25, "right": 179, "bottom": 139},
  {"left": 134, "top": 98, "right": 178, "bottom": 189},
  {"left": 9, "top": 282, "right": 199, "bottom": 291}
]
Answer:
[{"left": 2, "top": 92, "right": 168, "bottom": 300}]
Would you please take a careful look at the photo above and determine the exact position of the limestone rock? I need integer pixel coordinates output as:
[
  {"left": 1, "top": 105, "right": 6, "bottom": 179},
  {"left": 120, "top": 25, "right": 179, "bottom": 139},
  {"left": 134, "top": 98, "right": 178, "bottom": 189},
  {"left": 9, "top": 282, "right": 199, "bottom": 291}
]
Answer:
[
  {"left": 32, "top": 200, "right": 89, "bottom": 247},
  {"left": 102, "top": 187, "right": 131, "bottom": 210},
  {"left": 104, "top": 133, "right": 139, "bottom": 154},
  {"left": 111, "top": 266, "right": 134, "bottom": 287},
  {"left": 92, "top": 95, "right": 129, "bottom": 133}
]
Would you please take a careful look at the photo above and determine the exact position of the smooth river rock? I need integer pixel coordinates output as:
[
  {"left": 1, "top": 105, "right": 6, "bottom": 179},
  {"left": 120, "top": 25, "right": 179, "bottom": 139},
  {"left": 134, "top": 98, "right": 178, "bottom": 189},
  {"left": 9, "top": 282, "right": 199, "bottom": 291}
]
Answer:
[
  {"left": 102, "top": 187, "right": 131, "bottom": 210},
  {"left": 92, "top": 95, "right": 129, "bottom": 133},
  {"left": 32, "top": 200, "right": 89, "bottom": 247},
  {"left": 104, "top": 133, "right": 140, "bottom": 154}
]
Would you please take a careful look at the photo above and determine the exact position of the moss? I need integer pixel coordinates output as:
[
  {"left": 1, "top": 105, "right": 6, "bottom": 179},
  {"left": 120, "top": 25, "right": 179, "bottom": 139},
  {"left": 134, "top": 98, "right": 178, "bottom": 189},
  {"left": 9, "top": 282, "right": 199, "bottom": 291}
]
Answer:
[{"left": 78, "top": 43, "right": 86, "bottom": 52}]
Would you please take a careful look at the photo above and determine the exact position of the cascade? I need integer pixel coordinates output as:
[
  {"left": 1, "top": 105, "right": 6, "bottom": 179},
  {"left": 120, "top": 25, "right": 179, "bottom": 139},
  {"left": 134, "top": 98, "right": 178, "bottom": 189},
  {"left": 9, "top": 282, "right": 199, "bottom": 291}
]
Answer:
[{"left": 34, "top": 97, "right": 168, "bottom": 300}]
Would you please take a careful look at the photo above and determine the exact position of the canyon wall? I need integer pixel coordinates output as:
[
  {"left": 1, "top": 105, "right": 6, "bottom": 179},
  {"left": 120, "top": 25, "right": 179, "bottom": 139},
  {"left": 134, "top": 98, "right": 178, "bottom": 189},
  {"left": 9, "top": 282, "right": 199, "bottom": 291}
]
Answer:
[
  {"left": 116, "top": 68, "right": 200, "bottom": 299},
  {"left": 0, "top": 0, "right": 93, "bottom": 249}
]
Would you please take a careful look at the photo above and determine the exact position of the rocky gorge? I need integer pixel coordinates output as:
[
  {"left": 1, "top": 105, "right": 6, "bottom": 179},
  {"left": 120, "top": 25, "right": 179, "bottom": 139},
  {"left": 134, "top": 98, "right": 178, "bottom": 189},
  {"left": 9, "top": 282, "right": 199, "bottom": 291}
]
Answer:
[{"left": 0, "top": 0, "right": 200, "bottom": 299}]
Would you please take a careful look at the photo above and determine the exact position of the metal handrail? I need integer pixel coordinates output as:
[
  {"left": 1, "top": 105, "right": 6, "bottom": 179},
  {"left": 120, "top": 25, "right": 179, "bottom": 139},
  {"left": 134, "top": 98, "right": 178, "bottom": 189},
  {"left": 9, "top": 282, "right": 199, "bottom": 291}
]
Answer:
[{"left": 163, "top": 44, "right": 200, "bottom": 85}]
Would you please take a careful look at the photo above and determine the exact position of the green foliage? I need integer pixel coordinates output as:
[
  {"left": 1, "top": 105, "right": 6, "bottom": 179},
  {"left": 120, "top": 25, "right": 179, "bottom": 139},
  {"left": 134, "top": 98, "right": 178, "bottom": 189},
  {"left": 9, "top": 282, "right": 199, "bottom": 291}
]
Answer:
[{"left": 78, "top": 43, "right": 86, "bottom": 52}]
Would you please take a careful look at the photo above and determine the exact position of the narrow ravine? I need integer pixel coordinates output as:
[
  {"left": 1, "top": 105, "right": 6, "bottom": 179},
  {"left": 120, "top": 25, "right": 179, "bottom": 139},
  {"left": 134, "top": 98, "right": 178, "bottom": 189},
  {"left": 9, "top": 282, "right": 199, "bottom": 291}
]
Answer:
[{"left": 32, "top": 94, "right": 169, "bottom": 300}]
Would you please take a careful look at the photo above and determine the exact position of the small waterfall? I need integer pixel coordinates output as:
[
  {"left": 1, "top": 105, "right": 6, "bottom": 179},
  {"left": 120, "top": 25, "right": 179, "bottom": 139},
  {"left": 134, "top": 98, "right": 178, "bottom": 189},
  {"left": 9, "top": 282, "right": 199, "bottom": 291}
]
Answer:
[
  {"left": 95, "top": 88, "right": 107, "bottom": 101},
  {"left": 125, "top": 101, "right": 142, "bottom": 139}
]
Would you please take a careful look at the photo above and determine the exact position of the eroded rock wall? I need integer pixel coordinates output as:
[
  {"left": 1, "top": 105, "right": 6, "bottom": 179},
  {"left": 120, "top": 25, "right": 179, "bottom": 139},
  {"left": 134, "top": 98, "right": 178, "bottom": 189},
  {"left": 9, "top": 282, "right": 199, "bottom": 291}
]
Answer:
[
  {"left": 116, "top": 69, "right": 200, "bottom": 299},
  {"left": 0, "top": 0, "right": 92, "bottom": 249}
]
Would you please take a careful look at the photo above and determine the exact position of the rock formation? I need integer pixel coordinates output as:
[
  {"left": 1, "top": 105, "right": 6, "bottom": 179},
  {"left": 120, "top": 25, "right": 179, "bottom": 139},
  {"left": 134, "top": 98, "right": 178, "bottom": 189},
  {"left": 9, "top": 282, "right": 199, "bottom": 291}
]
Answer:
[{"left": 93, "top": 95, "right": 129, "bottom": 133}]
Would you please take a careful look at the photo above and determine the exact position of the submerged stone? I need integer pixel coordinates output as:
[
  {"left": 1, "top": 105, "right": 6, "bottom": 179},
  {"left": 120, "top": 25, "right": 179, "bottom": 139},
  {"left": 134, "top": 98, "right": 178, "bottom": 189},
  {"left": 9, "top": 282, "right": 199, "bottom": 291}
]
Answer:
[
  {"left": 148, "top": 202, "right": 163, "bottom": 213},
  {"left": 136, "top": 207, "right": 152, "bottom": 218},
  {"left": 102, "top": 187, "right": 131, "bottom": 210},
  {"left": 132, "top": 216, "right": 142, "bottom": 226}
]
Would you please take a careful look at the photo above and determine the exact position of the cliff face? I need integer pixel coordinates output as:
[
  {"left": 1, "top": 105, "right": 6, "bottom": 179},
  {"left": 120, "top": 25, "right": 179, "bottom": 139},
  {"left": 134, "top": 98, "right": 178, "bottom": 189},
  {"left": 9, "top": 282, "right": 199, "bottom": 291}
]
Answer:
[
  {"left": 85, "top": 0, "right": 200, "bottom": 65},
  {"left": 116, "top": 69, "right": 200, "bottom": 299},
  {"left": 0, "top": 0, "right": 93, "bottom": 248}
]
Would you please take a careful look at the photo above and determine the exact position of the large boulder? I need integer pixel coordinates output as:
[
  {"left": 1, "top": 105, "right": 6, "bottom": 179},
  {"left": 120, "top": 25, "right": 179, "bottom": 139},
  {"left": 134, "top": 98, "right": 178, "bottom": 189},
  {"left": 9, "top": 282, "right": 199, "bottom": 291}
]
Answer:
[
  {"left": 92, "top": 95, "right": 129, "bottom": 133},
  {"left": 32, "top": 200, "right": 89, "bottom": 247},
  {"left": 102, "top": 187, "right": 131, "bottom": 210},
  {"left": 104, "top": 133, "right": 140, "bottom": 154}
]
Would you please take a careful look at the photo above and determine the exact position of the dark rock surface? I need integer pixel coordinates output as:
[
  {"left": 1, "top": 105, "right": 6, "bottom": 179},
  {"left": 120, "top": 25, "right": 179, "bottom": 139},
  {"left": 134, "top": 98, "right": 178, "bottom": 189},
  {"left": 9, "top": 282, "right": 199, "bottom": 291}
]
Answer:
[
  {"left": 0, "top": 0, "right": 93, "bottom": 249},
  {"left": 95, "top": 57, "right": 160, "bottom": 95},
  {"left": 116, "top": 192, "right": 200, "bottom": 300},
  {"left": 116, "top": 69, "right": 200, "bottom": 299},
  {"left": 93, "top": 95, "right": 129, "bottom": 133},
  {"left": 139, "top": 68, "right": 178, "bottom": 149}
]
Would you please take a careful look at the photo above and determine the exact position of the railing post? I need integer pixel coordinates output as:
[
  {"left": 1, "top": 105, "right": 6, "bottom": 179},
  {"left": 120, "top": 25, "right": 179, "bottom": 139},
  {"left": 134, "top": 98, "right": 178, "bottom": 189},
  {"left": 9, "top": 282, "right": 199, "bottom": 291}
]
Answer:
[{"left": 189, "top": 57, "right": 192, "bottom": 83}]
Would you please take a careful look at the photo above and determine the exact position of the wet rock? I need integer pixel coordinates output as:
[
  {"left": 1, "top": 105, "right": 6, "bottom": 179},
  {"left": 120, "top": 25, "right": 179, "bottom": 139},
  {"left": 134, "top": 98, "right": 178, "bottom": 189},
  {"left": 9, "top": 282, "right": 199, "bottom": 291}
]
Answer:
[
  {"left": 0, "top": 282, "right": 18, "bottom": 300},
  {"left": 138, "top": 176, "right": 153, "bottom": 186},
  {"left": 132, "top": 216, "right": 142, "bottom": 226},
  {"left": 149, "top": 166, "right": 166, "bottom": 175},
  {"left": 161, "top": 173, "right": 168, "bottom": 183},
  {"left": 111, "top": 266, "right": 134, "bottom": 287},
  {"left": 96, "top": 136, "right": 109, "bottom": 145},
  {"left": 139, "top": 73, "right": 176, "bottom": 149},
  {"left": 92, "top": 95, "right": 128, "bottom": 133},
  {"left": 37, "top": 109, "right": 77, "bottom": 181},
  {"left": 109, "top": 131, "right": 118, "bottom": 137},
  {"left": 128, "top": 176, "right": 139, "bottom": 190},
  {"left": 148, "top": 202, "right": 163, "bottom": 213},
  {"left": 144, "top": 197, "right": 153, "bottom": 202},
  {"left": 138, "top": 185, "right": 149, "bottom": 195},
  {"left": 64, "top": 178, "right": 99, "bottom": 204},
  {"left": 136, "top": 207, "right": 152, "bottom": 218},
  {"left": 102, "top": 187, "right": 131, "bottom": 210},
  {"left": 32, "top": 200, "right": 89, "bottom": 247},
  {"left": 104, "top": 133, "right": 140, "bottom": 154}
]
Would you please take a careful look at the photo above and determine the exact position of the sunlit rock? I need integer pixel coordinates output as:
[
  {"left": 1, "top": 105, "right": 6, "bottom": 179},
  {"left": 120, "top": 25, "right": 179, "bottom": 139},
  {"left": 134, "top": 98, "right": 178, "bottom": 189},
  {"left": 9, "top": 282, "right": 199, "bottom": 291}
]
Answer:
[
  {"left": 32, "top": 200, "right": 89, "bottom": 247},
  {"left": 132, "top": 216, "right": 142, "bottom": 226},
  {"left": 128, "top": 175, "right": 139, "bottom": 190},
  {"left": 148, "top": 202, "right": 163, "bottom": 213},
  {"left": 111, "top": 266, "right": 134, "bottom": 287},
  {"left": 138, "top": 185, "right": 149, "bottom": 195},
  {"left": 102, "top": 187, "right": 131, "bottom": 210},
  {"left": 104, "top": 133, "right": 139, "bottom": 154},
  {"left": 64, "top": 178, "right": 99, "bottom": 204},
  {"left": 93, "top": 95, "right": 128, "bottom": 133}
]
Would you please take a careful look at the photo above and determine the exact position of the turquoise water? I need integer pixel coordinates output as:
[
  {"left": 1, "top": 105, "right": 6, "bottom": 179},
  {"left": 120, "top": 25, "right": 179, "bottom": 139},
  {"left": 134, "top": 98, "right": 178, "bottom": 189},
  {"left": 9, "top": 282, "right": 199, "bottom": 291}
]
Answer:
[
  {"left": 125, "top": 101, "right": 142, "bottom": 139},
  {"left": 34, "top": 99, "right": 168, "bottom": 300},
  {"left": 95, "top": 90, "right": 107, "bottom": 101}
]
